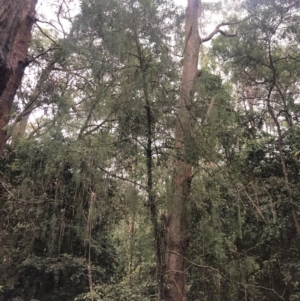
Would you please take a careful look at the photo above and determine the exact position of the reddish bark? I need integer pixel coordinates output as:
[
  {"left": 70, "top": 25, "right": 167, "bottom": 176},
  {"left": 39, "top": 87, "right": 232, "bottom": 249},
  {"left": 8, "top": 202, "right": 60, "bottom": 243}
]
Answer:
[
  {"left": 0, "top": 0, "right": 37, "bottom": 154},
  {"left": 165, "top": 1, "right": 200, "bottom": 300}
]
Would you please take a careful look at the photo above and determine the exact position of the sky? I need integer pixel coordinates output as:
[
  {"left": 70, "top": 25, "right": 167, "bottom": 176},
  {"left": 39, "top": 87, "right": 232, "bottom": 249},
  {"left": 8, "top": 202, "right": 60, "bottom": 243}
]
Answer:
[
  {"left": 36, "top": 0, "right": 213, "bottom": 18},
  {"left": 174, "top": 0, "right": 185, "bottom": 6},
  {"left": 175, "top": 0, "right": 218, "bottom": 5},
  {"left": 36, "top": 0, "right": 220, "bottom": 35}
]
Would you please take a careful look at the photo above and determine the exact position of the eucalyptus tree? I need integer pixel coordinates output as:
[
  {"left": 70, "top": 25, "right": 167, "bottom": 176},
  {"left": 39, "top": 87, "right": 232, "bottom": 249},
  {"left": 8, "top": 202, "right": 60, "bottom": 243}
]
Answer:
[
  {"left": 0, "top": 0, "right": 38, "bottom": 154},
  {"left": 165, "top": 0, "right": 245, "bottom": 299},
  {"left": 70, "top": 1, "right": 245, "bottom": 300},
  {"left": 7, "top": 0, "right": 300, "bottom": 300}
]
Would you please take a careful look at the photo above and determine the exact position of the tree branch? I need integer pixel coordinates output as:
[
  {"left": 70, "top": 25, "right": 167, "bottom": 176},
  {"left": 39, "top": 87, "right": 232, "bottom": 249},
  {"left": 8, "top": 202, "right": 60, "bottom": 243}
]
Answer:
[
  {"left": 35, "top": 22, "right": 60, "bottom": 46},
  {"left": 27, "top": 47, "right": 60, "bottom": 65},
  {"left": 201, "top": 17, "right": 251, "bottom": 43}
]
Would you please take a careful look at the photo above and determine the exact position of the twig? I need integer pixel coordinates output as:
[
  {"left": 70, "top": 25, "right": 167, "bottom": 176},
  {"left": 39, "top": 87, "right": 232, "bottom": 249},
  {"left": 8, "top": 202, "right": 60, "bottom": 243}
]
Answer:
[{"left": 35, "top": 22, "right": 60, "bottom": 46}]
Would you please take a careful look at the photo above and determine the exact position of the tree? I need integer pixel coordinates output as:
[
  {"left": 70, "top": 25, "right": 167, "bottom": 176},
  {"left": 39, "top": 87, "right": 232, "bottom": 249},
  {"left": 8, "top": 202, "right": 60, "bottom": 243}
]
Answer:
[
  {"left": 4, "top": 0, "right": 300, "bottom": 300},
  {"left": 164, "top": 1, "right": 200, "bottom": 300},
  {"left": 0, "top": 0, "right": 38, "bottom": 154},
  {"left": 165, "top": 1, "right": 240, "bottom": 299},
  {"left": 209, "top": 0, "right": 300, "bottom": 299}
]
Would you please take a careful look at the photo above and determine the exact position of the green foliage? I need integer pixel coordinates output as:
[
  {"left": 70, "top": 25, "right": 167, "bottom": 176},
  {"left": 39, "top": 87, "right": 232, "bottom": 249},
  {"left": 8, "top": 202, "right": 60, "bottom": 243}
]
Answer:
[
  {"left": 3, "top": 0, "right": 300, "bottom": 300},
  {"left": 0, "top": 133, "right": 119, "bottom": 300}
]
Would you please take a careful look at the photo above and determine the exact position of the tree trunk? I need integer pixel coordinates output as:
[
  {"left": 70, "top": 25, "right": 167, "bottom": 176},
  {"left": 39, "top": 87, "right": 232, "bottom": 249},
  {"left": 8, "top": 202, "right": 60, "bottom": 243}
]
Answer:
[
  {"left": 165, "top": 1, "right": 200, "bottom": 301},
  {"left": 0, "top": 0, "right": 37, "bottom": 154}
]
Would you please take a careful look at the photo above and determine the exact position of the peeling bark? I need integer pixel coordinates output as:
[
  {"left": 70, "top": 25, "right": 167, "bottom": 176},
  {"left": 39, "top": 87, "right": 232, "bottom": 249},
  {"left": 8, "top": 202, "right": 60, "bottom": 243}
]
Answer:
[{"left": 0, "top": 0, "right": 37, "bottom": 154}]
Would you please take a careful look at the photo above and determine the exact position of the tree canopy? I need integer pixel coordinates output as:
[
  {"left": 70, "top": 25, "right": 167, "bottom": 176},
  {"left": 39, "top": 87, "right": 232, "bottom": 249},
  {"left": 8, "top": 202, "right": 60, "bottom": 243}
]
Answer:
[{"left": 1, "top": 0, "right": 300, "bottom": 301}]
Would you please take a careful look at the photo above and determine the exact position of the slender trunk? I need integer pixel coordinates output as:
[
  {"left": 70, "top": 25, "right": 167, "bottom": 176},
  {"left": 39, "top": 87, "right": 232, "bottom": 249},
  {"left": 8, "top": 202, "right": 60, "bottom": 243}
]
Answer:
[
  {"left": 128, "top": 0, "right": 166, "bottom": 296},
  {"left": 165, "top": 1, "right": 200, "bottom": 301},
  {"left": 0, "top": 0, "right": 37, "bottom": 154},
  {"left": 128, "top": 216, "right": 135, "bottom": 279},
  {"left": 134, "top": 29, "right": 165, "bottom": 301},
  {"left": 204, "top": 95, "right": 216, "bottom": 125}
]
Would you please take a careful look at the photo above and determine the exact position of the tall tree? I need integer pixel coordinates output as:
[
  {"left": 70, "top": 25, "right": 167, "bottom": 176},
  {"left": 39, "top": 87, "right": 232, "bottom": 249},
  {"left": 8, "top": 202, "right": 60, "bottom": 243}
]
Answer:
[
  {"left": 165, "top": 1, "right": 200, "bottom": 300},
  {"left": 0, "top": 0, "right": 37, "bottom": 154},
  {"left": 165, "top": 1, "right": 239, "bottom": 299}
]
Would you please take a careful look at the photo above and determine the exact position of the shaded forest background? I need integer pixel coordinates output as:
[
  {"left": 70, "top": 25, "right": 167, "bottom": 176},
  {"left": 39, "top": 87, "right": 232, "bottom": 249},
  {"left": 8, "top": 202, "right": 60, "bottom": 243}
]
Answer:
[{"left": 1, "top": 0, "right": 300, "bottom": 300}]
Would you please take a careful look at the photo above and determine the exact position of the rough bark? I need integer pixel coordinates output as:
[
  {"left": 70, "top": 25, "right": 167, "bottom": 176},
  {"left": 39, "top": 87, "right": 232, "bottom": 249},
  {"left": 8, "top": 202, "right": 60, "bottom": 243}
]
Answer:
[
  {"left": 165, "top": 1, "right": 200, "bottom": 301},
  {"left": 0, "top": 0, "right": 37, "bottom": 154}
]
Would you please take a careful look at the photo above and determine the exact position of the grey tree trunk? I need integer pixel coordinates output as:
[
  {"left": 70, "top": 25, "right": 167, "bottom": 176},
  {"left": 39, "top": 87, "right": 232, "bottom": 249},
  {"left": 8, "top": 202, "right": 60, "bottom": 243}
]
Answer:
[{"left": 165, "top": 1, "right": 200, "bottom": 300}]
